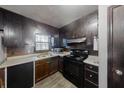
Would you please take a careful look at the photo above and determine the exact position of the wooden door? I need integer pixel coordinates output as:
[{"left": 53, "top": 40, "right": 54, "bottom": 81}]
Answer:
[
  {"left": 108, "top": 6, "right": 124, "bottom": 88},
  {"left": 35, "top": 60, "right": 49, "bottom": 82}
]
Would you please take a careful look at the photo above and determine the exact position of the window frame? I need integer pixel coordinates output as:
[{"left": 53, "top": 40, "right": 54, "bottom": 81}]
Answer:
[{"left": 35, "top": 34, "right": 50, "bottom": 52}]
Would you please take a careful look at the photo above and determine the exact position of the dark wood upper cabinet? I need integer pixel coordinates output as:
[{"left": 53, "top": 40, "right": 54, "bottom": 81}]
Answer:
[
  {"left": 3, "top": 10, "right": 23, "bottom": 48},
  {"left": 22, "top": 18, "right": 36, "bottom": 46},
  {"left": 0, "top": 10, "right": 3, "bottom": 30},
  {"left": 85, "top": 12, "right": 98, "bottom": 36},
  {"left": 0, "top": 8, "right": 59, "bottom": 57},
  {"left": 85, "top": 12, "right": 98, "bottom": 50},
  {"left": 59, "top": 11, "right": 98, "bottom": 51},
  {"left": 21, "top": 18, "right": 37, "bottom": 54}
]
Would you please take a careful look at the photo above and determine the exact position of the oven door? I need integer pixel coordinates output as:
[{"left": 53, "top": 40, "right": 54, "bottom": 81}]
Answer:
[
  {"left": 63, "top": 58, "right": 83, "bottom": 77},
  {"left": 63, "top": 57, "right": 84, "bottom": 87}
]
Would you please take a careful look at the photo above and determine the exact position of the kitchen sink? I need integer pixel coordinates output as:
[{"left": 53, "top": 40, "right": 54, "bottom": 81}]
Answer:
[{"left": 37, "top": 53, "right": 53, "bottom": 58}]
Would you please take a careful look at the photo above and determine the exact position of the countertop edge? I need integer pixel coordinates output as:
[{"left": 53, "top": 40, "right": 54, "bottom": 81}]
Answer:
[
  {"left": 83, "top": 55, "right": 99, "bottom": 66},
  {"left": 0, "top": 52, "right": 69, "bottom": 69},
  {"left": 83, "top": 61, "right": 99, "bottom": 66}
]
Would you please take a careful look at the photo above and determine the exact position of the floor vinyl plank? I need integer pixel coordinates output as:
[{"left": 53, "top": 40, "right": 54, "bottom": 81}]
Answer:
[{"left": 35, "top": 72, "right": 77, "bottom": 88}]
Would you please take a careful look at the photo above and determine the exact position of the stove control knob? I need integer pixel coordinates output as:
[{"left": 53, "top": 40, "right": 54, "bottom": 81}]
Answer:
[
  {"left": 89, "top": 66, "right": 93, "bottom": 69},
  {"left": 90, "top": 75, "right": 93, "bottom": 78}
]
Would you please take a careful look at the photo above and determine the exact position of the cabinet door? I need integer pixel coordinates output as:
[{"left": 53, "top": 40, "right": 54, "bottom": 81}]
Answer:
[
  {"left": 58, "top": 56, "right": 63, "bottom": 72},
  {"left": 0, "top": 10, "right": 3, "bottom": 30},
  {"left": 84, "top": 63, "right": 98, "bottom": 88},
  {"left": 22, "top": 18, "right": 36, "bottom": 54},
  {"left": 4, "top": 11, "right": 23, "bottom": 48},
  {"left": 85, "top": 12, "right": 98, "bottom": 50},
  {"left": 0, "top": 68, "right": 5, "bottom": 88},
  {"left": 49, "top": 57, "right": 58, "bottom": 75},
  {"left": 84, "top": 80, "right": 98, "bottom": 88},
  {"left": 7, "top": 62, "right": 33, "bottom": 88},
  {"left": 35, "top": 60, "right": 49, "bottom": 82}
]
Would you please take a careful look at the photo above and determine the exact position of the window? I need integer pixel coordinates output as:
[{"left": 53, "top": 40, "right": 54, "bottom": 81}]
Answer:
[{"left": 35, "top": 34, "right": 49, "bottom": 51}]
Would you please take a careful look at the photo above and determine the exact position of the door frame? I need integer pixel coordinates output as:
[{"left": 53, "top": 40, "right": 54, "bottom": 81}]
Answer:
[{"left": 108, "top": 5, "right": 121, "bottom": 88}]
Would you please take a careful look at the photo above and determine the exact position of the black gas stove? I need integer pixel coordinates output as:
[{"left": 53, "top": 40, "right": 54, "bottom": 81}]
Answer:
[
  {"left": 63, "top": 49, "right": 88, "bottom": 88},
  {"left": 65, "top": 55, "right": 87, "bottom": 62},
  {"left": 64, "top": 49, "right": 88, "bottom": 62}
]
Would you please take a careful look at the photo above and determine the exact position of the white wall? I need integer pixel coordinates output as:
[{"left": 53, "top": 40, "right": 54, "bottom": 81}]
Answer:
[{"left": 98, "top": 5, "right": 110, "bottom": 88}]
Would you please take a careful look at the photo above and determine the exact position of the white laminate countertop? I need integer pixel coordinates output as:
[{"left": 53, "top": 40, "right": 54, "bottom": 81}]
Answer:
[
  {"left": 84, "top": 55, "right": 99, "bottom": 66},
  {"left": 0, "top": 52, "right": 70, "bottom": 68}
]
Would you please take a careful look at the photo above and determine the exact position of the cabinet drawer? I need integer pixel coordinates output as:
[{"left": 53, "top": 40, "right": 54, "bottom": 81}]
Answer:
[
  {"left": 85, "top": 64, "right": 98, "bottom": 72},
  {"left": 84, "top": 79, "right": 98, "bottom": 88},
  {"left": 85, "top": 70, "right": 98, "bottom": 84},
  {"left": 0, "top": 11, "right": 3, "bottom": 30}
]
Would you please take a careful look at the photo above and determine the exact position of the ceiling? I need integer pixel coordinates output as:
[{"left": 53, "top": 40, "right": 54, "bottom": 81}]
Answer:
[{"left": 0, "top": 5, "right": 98, "bottom": 28}]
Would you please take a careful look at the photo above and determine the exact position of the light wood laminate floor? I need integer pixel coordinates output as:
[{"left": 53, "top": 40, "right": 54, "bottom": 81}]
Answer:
[{"left": 35, "top": 72, "right": 77, "bottom": 88}]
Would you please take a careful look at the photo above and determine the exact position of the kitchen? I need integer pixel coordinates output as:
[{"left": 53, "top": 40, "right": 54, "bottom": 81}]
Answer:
[{"left": 0, "top": 5, "right": 99, "bottom": 88}]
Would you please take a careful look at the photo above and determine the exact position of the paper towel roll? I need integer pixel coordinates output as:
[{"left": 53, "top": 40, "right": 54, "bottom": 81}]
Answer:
[{"left": 93, "top": 36, "right": 98, "bottom": 51}]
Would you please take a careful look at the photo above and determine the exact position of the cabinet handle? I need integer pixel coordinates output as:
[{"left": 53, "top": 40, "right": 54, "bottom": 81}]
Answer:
[
  {"left": 89, "top": 75, "right": 93, "bottom": 77},
  {"left": 89, "top": 66, "right": 93, "bottom": 69},
  {"left": 115, "top": 69, "right": 123, "bottom": 76}
]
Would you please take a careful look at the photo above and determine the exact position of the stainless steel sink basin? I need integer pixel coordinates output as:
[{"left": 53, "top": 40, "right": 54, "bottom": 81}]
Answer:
[
  {"left": 37, "top": 55, "right": 47, "bottom": 58},
  {"left": 37, "top": 53, "right": 53, "bottom": 58}
]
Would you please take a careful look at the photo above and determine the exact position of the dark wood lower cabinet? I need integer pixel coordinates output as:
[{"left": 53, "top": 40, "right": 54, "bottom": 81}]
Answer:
[
  {"left": 35, "top": 60, "right": 49, "bottom": 82},
  {"left": 0, "top": 68, "right": 5, "bottom": 88},
  {"left": 49, "top": 57, "right": 58, "bottom": 75},
  {"left": 35, "top": 57, "right": 58, "bottom": 83},
  {"left": 84, "top": 64, "right": 98, "bottom": 88},
  {"left": 7, "top": 62, "right": 33, "bottom": 88},
  {"left": 58, "top": 56, "right": 63, "bottom": 73},
  {"left": 1, "top": 57, "right": 99, "bottom": 88}
]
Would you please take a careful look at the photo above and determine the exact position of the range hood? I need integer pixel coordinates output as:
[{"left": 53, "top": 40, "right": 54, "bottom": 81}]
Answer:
[{"left": 67, "top": 37, "right": 86, "bottom": 44}]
